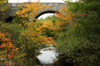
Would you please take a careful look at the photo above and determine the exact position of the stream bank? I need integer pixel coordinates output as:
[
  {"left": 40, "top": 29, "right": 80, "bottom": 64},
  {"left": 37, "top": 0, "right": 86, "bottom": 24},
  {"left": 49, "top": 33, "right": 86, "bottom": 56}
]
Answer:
[{"left": 36, "top": 46, "right": 74, "bottom": 66}]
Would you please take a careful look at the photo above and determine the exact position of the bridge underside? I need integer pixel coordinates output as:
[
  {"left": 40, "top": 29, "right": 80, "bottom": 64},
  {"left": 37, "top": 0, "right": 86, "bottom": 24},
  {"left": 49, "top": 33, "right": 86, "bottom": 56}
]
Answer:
[{"left": 35, "top": 10, "right": 59, "bottom": 19}]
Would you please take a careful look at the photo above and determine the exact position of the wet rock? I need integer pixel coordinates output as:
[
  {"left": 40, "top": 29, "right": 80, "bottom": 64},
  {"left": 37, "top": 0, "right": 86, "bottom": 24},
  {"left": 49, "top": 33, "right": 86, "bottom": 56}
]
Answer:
[
  {"left": 35, "top": 57, "right": 41, "bottom": 65},
  {"left": 40, "top": 64, "right": 54, "bottom": 66}
]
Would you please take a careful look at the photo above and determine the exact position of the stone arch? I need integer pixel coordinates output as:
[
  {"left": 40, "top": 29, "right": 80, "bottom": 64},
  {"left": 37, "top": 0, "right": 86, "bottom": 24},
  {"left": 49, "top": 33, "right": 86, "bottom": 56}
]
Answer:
[
  {"left": 5, "top": 16, "right": 15, "bottom": 23},
  {"left": 35, "top": 10, "right": 59, "bottom": 19}
]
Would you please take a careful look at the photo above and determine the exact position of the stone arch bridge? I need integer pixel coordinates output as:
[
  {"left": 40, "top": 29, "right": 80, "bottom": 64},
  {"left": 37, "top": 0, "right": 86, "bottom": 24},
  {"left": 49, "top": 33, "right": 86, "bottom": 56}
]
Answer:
[{"left": 0, "top": 2, "right": 66, "bottom": 22}]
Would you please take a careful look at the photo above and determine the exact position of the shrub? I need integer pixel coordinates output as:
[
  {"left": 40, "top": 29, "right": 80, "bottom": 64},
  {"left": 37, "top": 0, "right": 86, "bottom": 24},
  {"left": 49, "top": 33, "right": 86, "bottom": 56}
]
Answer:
[
  {"left": 0, "top": 32, "right": 17, "bottom": 65},
  {"left": 0, "top": 21, "right": 22, "bottom": 48},
  {"left": 56, "top": 11, "right": 100, "bottom": 66}
]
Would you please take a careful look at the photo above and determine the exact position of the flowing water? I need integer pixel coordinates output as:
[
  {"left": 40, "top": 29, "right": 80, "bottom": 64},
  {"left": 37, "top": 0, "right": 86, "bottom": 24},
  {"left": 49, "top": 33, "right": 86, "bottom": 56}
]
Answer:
[{"left": 37, "top": 46, "right": 58, "bottom": 66}]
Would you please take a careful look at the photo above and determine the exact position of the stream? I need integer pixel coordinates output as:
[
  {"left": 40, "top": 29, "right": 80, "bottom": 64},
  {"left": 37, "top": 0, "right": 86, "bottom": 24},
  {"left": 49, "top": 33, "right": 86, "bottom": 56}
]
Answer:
[{"left": 37, "top": 45, "right": 58, "bottom": 66}]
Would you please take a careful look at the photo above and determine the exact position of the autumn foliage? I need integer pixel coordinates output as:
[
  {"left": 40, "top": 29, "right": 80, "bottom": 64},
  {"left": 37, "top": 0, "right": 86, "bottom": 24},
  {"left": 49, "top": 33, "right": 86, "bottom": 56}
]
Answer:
[
  {"left": 0, "top": 32, "right": 17, "bottom": 64},
  {"left": 0, "top": 0, "right": 8, "bottom": 11},
  {"left": 13, "top": 1, "right": 57, "bottom": 65},
  {"left": 15, "top": 0, "right": 56, "bottom": 46},
  {"left": 16, "top": 1, "right": 51, "bottom": 25}
]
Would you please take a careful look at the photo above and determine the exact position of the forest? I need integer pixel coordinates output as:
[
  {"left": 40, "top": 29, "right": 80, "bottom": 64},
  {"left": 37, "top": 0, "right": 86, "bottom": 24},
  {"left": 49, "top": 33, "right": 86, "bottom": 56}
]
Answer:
[{"left": 0, "top": 0, "right": 100, "bottom": 66}]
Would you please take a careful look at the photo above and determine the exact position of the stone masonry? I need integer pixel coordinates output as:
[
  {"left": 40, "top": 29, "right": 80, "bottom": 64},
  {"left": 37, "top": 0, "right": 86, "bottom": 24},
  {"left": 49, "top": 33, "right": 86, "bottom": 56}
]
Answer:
[{"left": 0, "top": 2, "right": 66, "bottom": 21}]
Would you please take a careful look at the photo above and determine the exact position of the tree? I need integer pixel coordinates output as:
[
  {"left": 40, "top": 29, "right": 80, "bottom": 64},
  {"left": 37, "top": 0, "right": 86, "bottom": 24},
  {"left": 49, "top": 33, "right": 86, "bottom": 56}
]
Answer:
[
  {"left": 81, "top": 0, "right": 100, "bottom": 3},
  {"left": 15, "top": 1, "right": 55, "bottom": 65},
  {"left": 0, "top": 0, "right": 8, "bottom": 11},
  {"left": 0, "top": 0, "right": 9, "bottom": 21},
  {"left": 56, "top": 1, "right": 100, "bottom": 66}
]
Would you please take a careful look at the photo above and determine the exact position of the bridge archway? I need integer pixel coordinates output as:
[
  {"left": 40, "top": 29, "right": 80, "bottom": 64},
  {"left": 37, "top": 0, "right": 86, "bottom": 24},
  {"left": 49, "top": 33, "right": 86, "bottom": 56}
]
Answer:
[
  {"left": 5, "top": 16, "right": 15, "bottom": 23},
  {"left": 35, "top": 10, "right": 59, "bottom": 19}
]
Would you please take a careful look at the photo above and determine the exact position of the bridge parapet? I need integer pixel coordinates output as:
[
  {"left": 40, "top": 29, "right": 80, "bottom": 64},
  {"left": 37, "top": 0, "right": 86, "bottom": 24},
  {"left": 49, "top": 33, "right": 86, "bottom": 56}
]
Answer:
[{"left": 0, "top": 2, "right": 66, "bottom": 21}]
